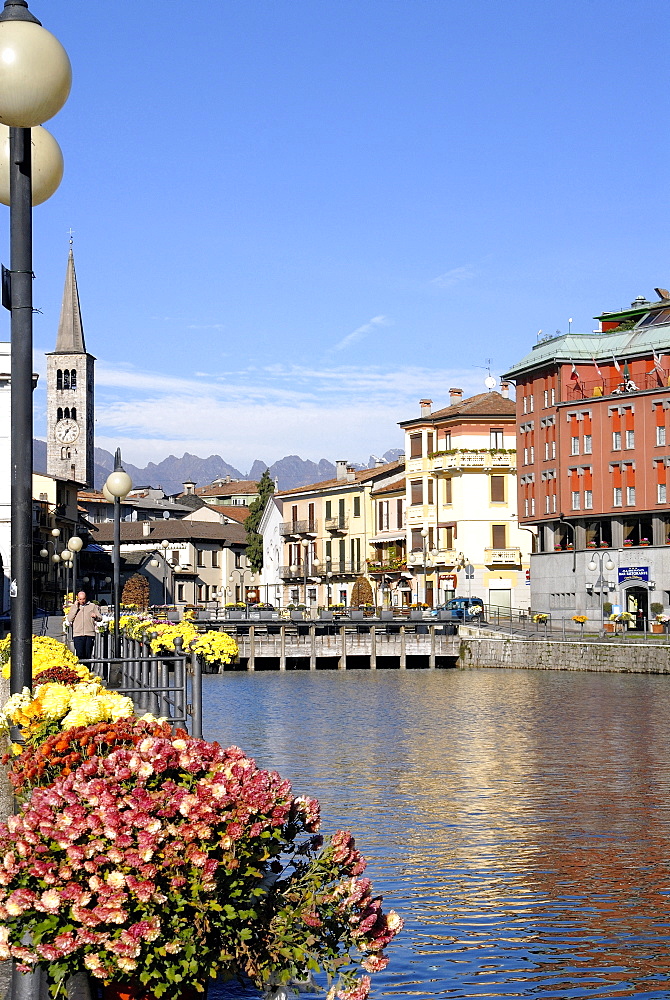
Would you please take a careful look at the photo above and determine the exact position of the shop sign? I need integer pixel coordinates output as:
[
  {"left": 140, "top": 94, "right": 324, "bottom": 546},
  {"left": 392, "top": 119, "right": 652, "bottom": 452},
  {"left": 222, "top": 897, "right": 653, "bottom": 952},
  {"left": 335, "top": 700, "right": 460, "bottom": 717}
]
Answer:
[{"left": 617, "top": 566, "right": 648, "bottom": 583}]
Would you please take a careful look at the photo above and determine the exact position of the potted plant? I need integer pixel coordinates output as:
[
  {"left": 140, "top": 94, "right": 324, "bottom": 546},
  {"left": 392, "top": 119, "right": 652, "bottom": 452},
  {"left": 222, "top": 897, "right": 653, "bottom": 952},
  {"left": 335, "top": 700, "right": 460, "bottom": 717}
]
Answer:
[
  {"left": 572, "top": 614, "right": 588, "bottom": 632},
  {"left": 650, "top": 603, "right": 665, "bottom": 633},
  {"left": 599, "top": 541, "right": 609, "bottom": 548},
  {"left": 587, "top": 541, "right": 597, "bottom": 548},
  {"left": 640, "top": 537, "right": 650, "bottom": 546},
  {"left": 602, "top": 603, "right": 614, "bottom": 632},
  {"left": 623, "top": 539, "right": 633, "bottom": 547},
  {"left": 0, "top": 721, "right": 402, "bottom": 1000},
  {"left": 532, "top": 613, "right": 549, "bottom": 627}
]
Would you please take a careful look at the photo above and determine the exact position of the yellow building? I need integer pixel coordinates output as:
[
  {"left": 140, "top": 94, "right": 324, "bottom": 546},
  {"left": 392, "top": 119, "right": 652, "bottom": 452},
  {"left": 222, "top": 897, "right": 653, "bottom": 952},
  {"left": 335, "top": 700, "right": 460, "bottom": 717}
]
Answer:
[
  {"left": 399, "top": 389, "right": 533, "bottom": 613},
  {"left": 276, "top": 460, "right": 404, "bottom": 607}
]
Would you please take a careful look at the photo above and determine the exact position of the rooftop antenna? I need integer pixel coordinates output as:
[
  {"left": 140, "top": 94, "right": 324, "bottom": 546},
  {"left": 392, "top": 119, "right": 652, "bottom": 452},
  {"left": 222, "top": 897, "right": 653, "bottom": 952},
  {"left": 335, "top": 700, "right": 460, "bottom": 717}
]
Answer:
[
  {"left": 568, "top": 317, "right": 573, "bottom": 334},
  {"left": 478, "top": 358, "right": 497, "bottom": 392},
  {"left": 536, "top": 329, "right": 543, "bottom": 342}
]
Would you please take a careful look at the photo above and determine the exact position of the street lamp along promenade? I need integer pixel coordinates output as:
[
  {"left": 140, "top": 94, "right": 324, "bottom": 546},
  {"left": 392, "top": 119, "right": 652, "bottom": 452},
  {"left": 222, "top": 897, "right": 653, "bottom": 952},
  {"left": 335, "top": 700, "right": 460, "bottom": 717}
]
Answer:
[
  {"left": 104, "top": 449, "right": 133, "bottom": 658},
  {"left": 0, "top": 0, "right": 71, "bottom": 696},
  {"left": 587, "top": 551, "right": 615, "bottom": 627}
]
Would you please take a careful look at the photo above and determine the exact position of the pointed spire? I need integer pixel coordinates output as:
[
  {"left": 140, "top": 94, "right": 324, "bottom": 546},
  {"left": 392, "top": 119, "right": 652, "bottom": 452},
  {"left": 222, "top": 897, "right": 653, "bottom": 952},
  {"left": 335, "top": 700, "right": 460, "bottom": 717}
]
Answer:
[{"left": 55, "top": 245, "right": 86, "bottom": 353}]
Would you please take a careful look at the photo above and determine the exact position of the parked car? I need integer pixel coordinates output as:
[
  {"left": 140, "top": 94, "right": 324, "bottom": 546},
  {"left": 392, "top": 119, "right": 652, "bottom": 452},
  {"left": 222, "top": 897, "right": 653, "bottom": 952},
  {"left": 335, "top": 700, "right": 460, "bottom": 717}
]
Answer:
[{"left": 431, "top": 597, "right": 485, "bottom": 622}]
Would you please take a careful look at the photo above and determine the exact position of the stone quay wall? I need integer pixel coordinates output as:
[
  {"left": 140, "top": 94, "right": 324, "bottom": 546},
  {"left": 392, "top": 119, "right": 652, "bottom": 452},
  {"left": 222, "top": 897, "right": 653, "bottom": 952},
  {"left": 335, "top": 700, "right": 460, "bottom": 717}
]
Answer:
[{"left": 457, "top": 635, "right": 670, "bottom": 673}]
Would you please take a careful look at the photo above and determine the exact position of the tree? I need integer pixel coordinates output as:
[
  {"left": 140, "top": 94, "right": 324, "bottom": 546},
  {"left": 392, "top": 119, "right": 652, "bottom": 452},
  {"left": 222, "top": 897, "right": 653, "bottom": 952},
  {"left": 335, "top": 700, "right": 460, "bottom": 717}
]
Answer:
[
  {"left": 121, "top": 573, "right": 150, "bottom": 611},
  {"left": 244, "top": 469, "right": 275, "bottom": 573},
  {"left": 350, "top": 576, "right": 374, "bottom": 609}
]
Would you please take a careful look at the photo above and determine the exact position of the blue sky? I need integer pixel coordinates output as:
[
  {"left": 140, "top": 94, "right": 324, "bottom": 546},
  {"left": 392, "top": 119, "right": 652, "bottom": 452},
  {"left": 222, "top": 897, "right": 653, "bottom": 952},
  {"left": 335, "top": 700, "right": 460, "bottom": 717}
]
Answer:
[{"left": 17, "top": 0, "right": 670, "bottom": 472}]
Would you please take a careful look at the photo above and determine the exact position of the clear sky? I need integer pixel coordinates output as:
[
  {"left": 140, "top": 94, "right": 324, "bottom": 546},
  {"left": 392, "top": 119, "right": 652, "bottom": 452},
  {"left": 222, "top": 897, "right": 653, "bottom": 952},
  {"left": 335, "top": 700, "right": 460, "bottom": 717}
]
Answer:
[{"left": 17, "top": 0, "right": 670, "bottom": 472}]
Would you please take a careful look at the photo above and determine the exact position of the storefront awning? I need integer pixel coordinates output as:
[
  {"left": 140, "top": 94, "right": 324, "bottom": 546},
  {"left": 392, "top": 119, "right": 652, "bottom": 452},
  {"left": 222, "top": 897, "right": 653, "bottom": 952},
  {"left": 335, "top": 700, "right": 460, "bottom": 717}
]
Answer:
[{"left": 369, "top": 532, "right": 406, "bottom": 545}]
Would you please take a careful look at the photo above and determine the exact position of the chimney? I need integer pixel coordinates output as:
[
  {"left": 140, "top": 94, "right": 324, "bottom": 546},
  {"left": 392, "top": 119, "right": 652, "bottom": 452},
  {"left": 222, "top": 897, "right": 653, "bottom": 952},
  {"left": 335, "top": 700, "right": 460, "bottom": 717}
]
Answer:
[
  {"left": 449, "top": 388, "right": 463, "bottom": 402},
  {"left": 142, "top": 521, "right": 151, "bottom": 537},
  {"left": 183, "top": 480, "right": 195, "bottom": 495},
  {"left": 375, "top": 458, "right": 384, "bottom": 467},
  {"left": 420, "top": 399, "right": 432, "bottom": 417},
  {"left": 336, "top": 460, "right": 348, "bottom": 481},
  {"left": 346, "top": 466, "right": 356, "bottom": 482},
  {"left": 501, "top": 381, "right": 510, "bottom": 398}
]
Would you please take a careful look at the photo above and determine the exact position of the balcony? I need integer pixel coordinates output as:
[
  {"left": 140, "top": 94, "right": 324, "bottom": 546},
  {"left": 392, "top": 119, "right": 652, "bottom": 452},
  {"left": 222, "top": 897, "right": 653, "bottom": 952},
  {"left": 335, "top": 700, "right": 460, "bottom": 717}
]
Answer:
[
  {"left": 484, "top": 547, "right": 522, "bottom": 565},
  {"left": 367, "top": 559, "right": 407, "bottom": 574},
  {"left": 431, "top": 450, "right": 516, "bottom": 472},
  {"left": 279, "top": 520, "right": 318, "bottom": 537},
  {"left": 325, "top": 516, "right": 348, "bottom": 533}
]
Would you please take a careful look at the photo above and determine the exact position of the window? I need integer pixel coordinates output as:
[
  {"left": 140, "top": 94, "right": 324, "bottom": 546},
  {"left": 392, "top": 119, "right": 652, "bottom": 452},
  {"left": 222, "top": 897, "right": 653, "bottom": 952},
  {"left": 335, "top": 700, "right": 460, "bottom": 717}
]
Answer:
[
  {"left": 626, "top": 486, "right": 636, "bottom": 506},
  {"left": 571, "top": 436, "right": 579, "bottom": 456},
  {"left": 522, "top": 397, "right": 527, "bottom": 414},
  {"left": 70, "top": 370, "right": 76, "bottom": 389},
  {"left": 442, "top": 431, "right": 452, "bottom": 450},
  {"left": 56, "top": 369, "right": 63, "bottom": 390},
  {"left": 657, "top": 425, "right": 666, "bottom": 446},
  {"left": 551, "top": 388, "right": 556, "bottom": 405},
  {"left": 545, "top": 495, "right": 550, "bottom": 514},
  {"left": 378, "top": 501, "right": 389, "bottom": 531},
  {"left": 612, "top": 431, "right": 621, "bottom": 450},
  {"left": 551, "top": 441, "right": 556, "bottom": 459},
  {"left": 426, "top": 433, "right": 434, "bottom": 454},
  {"left": 571, "top": 491, "right": 580, "bottom": 510},
  {"left": 353, "top": 496, "right": 360, "bottom": 517},
  {"left": 211, "top": 549, "right": 219, "bottom": 568},
  {"left": 444, "top": 526, "right": 454, "bottom": 549},
  {"left": 583, "top": 434, "right": 592, "bottom": 454},
  {"left": 409, "top": 434, "right": 422, "bottom": 458},
  {"left": 445, "top": 478, "right": 452, "bottom": 504},
  {"left": 63, "top": 370, "right": 70, "bottom": 390},
  {"left": 325, "top": 500, "right": 332, "bottom": 520},
  {"left": 490, "top": 428, "right": 504, "bottom": 449},
  {"left": 325, "top": 540, "right": 332, "bottom": 562},
  {"left": 613, "top": 487, "right": 622, "bottom": 507},
  {"left": 235, "top": 552, "right": 242, "bottom": 568},
  {"left": 492, "top": 524, "right": 507, "bottom": 549},
  {"left": 529, "top": 395, "right": 534, "bottom": 411},
  {"left": 530, "top": 498, "right": 535, "bottom": 515},
  {"left": 625, "top": 430, "right": 635, "bottom": 449},
  {"left": 427, "top": 479, "right": 434, "bottom": 505},
  {"left": 529, "top": 446, "right": 535, "bottom": 463},
  {"left": 411, "top": 529, "right": 423, "bottom": 551},
  {"left": 71, "top": 407, "right": 76, "bottom": 420},
  {"left": 197, "top": 549, "right": 205, "bottom": 567},
  {"left": 170, "top": 550, "right": 179, "bottom": 565},
  {"left": 658, "top": 484, "right": 667, "bottom": 503},
  {"left": 410, "top": 480, "right": 423, "bottom": 505},
  {"left": 490, "top": 476, "right": 505, "bottom": 503},
  {"left": 543, "top": 390, "right": 548, "bottom": 407},
  {"left": 177, "top": 583, "right": 185, "bottom": 602},
  {"left": 544, "top": 442, "right": 549, "bottom": 460},
  {"left": 584, "top": 490, "right": 593, "bottom": 509},
  {"left": 57, "top": 407, "right": 63, "bottom": 421},
  {"left": 198, "top": 584, "right": 209, "bottom": 602},
  {"left": 524, "top": 498, "right": 529, "bottom": 516},
  {"left": 523, "top": 448, "right": 528, "bottom": 465}
]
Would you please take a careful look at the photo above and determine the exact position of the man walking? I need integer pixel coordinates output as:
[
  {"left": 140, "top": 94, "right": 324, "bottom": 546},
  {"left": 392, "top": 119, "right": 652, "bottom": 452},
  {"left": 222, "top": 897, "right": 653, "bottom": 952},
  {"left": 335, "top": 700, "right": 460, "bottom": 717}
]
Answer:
[{"left": 66, "top": 590, "right": 102, "bottom": 660}]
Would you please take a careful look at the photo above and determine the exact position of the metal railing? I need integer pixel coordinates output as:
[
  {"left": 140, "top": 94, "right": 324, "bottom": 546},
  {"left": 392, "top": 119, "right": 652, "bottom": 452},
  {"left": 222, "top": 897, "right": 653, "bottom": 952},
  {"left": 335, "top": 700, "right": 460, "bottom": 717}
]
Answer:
[{"left": 84, "top": 630, "right": 202, "bottom": 736}]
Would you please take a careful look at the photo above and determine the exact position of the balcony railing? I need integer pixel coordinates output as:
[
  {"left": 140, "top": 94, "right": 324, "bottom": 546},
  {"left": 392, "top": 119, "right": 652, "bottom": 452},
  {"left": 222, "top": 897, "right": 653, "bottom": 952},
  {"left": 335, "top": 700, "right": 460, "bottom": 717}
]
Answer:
[
  {"left": 325, "top": 516, "right": 348, "bottom": 532},
  {"left": 484, "top": 547, "right": 521, "bottom": 565},
  {"left": 280, "top": 520, "right": 318, "bottom": 536},
  {"left": 431, "top": 450, "right": 516, "bottom": 472},
  {"left": 367, "top": 559, "right": 407, "bottom": 574}
]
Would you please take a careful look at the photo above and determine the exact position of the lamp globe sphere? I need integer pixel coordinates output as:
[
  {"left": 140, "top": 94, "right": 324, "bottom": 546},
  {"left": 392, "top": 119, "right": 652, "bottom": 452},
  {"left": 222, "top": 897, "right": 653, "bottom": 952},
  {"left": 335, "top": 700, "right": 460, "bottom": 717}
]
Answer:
[
  {"left": 0, "top": 123, "right": 62, "bottom": 205},
  {"left": 0, "top": 19, "right": 71, "bottom": 127},
  {"left": 67, "top": 535, "right": 83, "bottom": 553},
  {"left": 105, "top": 469, "right": 133, "bottom": 499}
]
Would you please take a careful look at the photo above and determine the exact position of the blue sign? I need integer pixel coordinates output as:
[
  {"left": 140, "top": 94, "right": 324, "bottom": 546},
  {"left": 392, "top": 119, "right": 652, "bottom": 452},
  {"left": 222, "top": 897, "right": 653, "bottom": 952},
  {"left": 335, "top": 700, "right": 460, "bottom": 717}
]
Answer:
[{"left": 618, "top": 566, "right": 649, "bottom": 583}]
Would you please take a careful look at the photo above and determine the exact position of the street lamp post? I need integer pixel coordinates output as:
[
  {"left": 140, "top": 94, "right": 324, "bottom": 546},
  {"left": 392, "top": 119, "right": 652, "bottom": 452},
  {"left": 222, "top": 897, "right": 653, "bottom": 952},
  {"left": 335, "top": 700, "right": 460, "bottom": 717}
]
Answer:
[
  {"left": 558, "top": 514, "right": 577, "bottom": 573},
  {"left": 587, "top": 551, "right": 616, "bottom": 628},
  {"left": 104, "top": 449, "right": 133, "bottom": 658},
  {"left": 0, "top": 1, "right": 71, "bottom": 695},
  {"left": 229, "top": 567, "right": 246, "bottom": 605}
]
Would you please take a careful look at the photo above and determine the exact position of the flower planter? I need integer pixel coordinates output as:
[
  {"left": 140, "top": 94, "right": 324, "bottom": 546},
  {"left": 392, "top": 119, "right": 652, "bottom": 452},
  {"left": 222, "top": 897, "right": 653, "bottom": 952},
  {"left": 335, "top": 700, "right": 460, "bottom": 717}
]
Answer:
[{"left": 651, "top": 623, "right": 664, "bottom": 634}]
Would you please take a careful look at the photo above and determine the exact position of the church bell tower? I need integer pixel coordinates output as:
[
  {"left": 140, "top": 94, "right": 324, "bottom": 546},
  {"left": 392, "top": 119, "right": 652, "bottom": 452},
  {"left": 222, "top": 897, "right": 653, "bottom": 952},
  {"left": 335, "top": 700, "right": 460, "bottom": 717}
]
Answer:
[{"left": 45, "top": 247, "right": 95, "bottom": 486}]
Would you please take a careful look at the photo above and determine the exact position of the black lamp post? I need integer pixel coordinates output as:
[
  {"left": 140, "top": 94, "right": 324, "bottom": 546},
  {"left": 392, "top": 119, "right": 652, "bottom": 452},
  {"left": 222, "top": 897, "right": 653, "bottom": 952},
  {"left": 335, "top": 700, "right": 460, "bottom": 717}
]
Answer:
[
  {"left": 0, "top": 0, "right": 70, "bottom": 696},
  {"left": 104, "top": 449, "right": 133, "bottom": 658}
]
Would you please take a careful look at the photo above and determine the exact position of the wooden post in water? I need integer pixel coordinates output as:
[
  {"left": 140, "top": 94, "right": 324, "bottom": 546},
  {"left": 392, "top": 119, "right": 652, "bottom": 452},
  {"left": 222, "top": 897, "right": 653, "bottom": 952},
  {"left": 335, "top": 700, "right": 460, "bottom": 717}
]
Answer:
[
  {"left": 310, "top": 624, "right": 316, "bottom": 671},
  {"left": 370, "top": 624, "right": 377, "bottom": 670},
  {"left": 429, "top": 624, "right": 436, "bottom": 669},
  {"left": 248, "top": 625, "right": 255, "bottom": 672},
  {"left": 280, "top": 624, "right": 286, "bottom": 672},
  {"left": 400, "top": 624, "right": 406, "bottom": 669},
  {"left": 339, "top": 624, "right": 347, "bottom": 670}
]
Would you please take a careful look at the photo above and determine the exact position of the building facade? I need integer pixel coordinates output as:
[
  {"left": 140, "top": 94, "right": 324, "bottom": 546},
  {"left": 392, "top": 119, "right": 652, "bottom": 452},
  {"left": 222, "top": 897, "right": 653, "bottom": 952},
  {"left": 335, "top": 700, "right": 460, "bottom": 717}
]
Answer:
[
  {"left": 503, "top": 289, "right": 670, "bottom": 623},
  {"left": 399, "top": 391, "right": 531, "bottom": 612}
]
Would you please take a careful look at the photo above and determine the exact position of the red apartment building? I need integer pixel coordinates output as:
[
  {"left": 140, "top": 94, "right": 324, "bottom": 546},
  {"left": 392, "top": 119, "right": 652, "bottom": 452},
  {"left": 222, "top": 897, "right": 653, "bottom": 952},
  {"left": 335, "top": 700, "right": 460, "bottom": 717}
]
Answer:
[{"left": 503, "top": 289, "right": 670, "bottom": 623}]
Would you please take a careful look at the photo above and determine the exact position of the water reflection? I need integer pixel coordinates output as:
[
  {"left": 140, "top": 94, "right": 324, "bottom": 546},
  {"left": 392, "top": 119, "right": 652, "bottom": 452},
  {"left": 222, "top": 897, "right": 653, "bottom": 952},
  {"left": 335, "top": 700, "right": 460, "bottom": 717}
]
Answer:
[{"left": 204, "top": 670, "right": 670, "bottom": 998}]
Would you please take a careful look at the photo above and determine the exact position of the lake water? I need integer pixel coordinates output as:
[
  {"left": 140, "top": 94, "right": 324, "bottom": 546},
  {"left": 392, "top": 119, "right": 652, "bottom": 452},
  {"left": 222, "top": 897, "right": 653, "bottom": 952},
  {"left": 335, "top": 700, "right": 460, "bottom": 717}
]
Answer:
[{"left": 203, "top": 668, "right": 670, "bottom": 999}]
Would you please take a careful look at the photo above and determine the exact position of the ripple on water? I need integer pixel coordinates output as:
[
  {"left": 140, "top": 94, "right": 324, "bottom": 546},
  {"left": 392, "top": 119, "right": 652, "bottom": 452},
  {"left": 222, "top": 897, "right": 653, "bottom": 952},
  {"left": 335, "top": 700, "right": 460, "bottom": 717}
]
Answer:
[{"left": 205, "top": 669, "right": 670, "bottom": 999}]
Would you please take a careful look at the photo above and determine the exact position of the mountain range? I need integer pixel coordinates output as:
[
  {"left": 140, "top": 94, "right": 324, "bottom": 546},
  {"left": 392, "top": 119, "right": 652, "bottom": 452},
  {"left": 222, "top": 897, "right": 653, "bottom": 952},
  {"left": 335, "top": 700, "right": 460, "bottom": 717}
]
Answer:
[{"left": 33, "top": 441, "right": 404, "bottom": 494}]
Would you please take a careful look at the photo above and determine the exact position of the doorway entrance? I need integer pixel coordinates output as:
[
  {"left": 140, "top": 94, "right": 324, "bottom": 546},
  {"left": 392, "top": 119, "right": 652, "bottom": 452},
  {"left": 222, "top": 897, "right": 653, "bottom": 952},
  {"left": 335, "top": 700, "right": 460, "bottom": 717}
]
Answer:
[{"left": 625, "top": 585, "right": 648, "bottom": 630}]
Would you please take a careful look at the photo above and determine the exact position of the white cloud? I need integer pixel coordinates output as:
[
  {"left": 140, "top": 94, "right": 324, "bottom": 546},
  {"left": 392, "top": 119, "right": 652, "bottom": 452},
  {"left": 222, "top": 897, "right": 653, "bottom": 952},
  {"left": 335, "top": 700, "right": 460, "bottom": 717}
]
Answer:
[
  {"left": 430, "top": 266, "right": 473, "bottom": 289},
  {"left": 331, "top": 314, "right": 390, "bottom": 352},
  {"left": 90, "top": 359, "right": 491, "bottom": 470}
]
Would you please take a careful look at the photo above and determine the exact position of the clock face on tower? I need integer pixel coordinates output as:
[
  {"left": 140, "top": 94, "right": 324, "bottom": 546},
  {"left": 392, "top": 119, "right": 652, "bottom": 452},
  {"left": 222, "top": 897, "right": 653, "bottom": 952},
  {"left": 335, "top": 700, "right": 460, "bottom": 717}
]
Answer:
[{"left": 55, "top": 418, "right": 80, "bottom": 444}]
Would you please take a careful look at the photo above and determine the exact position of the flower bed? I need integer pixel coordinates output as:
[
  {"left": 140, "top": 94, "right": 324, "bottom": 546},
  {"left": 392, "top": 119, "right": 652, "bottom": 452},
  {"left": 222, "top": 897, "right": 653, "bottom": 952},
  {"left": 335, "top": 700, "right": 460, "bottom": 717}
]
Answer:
[{"left": 0, "top": 633, "right": 402, "bottom": 999}]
